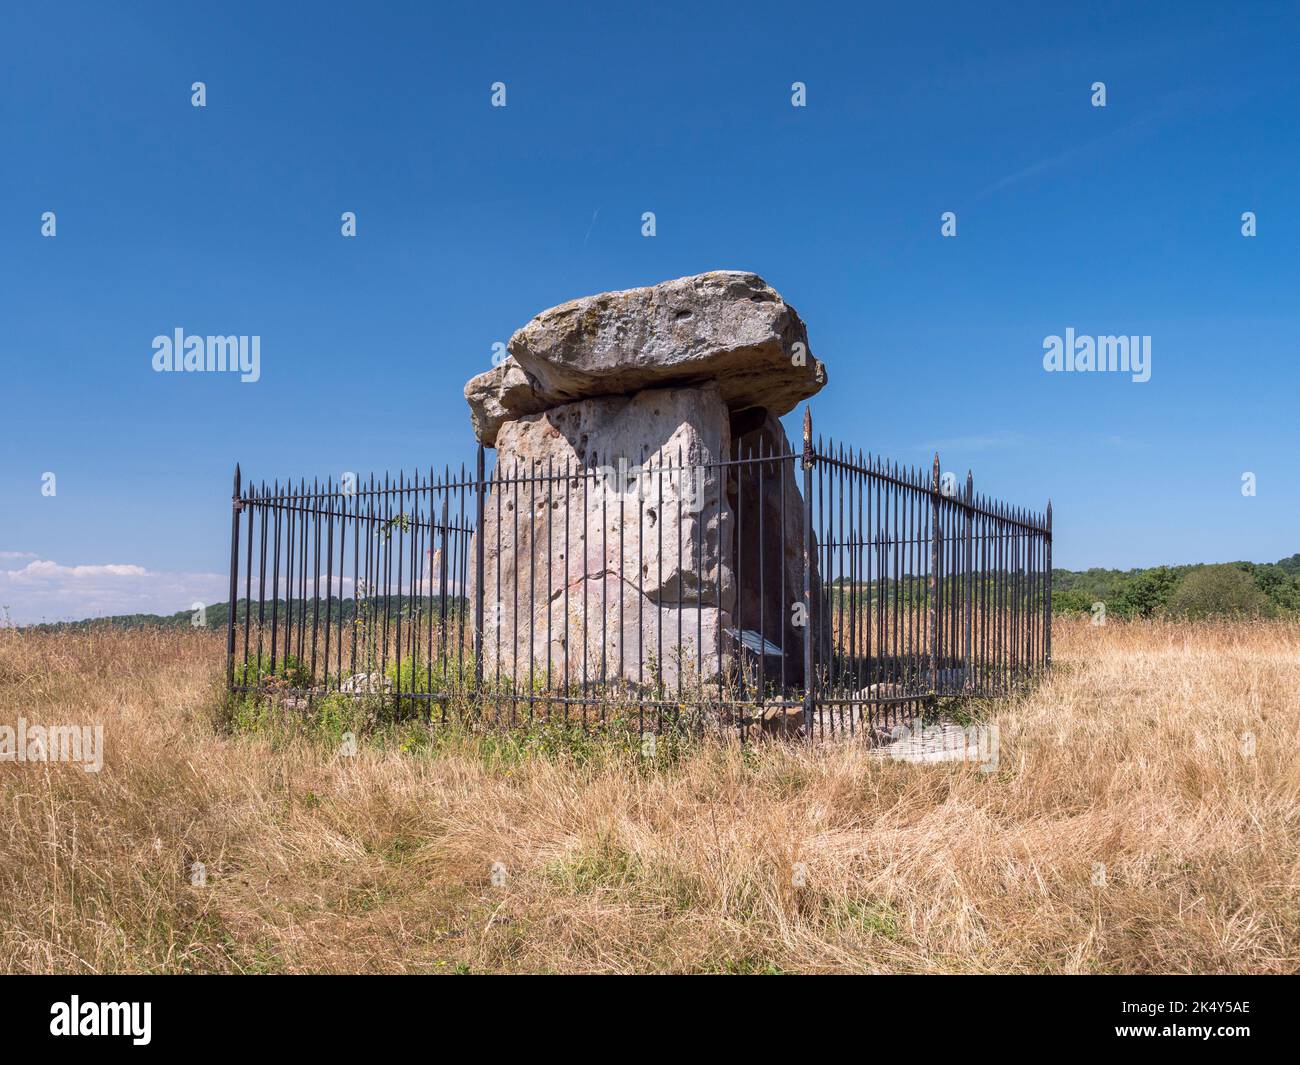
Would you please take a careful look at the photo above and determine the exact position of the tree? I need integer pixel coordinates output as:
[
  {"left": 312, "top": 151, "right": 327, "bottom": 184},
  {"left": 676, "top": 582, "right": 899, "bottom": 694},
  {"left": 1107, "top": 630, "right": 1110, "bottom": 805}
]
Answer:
[
  {"left": 1167, "top": 564, "right": 1273, "bottom": 619},
  {"left": 1113, "top": 566, "right": 1180, "bottom": 619},
  {"left": 1248, "top": 563, "right": 1300, "bottom": 613},
  {"left": 1052, "top": 588, "right": 1094, "bottom": 615}
]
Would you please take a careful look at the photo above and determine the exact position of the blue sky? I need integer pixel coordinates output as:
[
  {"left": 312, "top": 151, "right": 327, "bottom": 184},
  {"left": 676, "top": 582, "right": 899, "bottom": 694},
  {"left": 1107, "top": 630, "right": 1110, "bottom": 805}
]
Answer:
[{"left": 2, "top": 1, "right": 1297, "bottom": 623}]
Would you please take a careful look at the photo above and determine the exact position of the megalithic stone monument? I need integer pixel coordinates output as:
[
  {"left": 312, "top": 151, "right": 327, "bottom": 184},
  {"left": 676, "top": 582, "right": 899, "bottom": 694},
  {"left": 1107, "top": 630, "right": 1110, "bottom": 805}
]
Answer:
[{"left": 466, "top": 271, "right": 827, "bottom": 690}]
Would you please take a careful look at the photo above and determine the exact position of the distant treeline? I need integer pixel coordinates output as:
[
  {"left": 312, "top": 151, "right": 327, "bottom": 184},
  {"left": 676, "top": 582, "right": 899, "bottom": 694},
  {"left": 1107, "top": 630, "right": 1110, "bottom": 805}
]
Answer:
[
  {"left": 1051, "top": 554, "right": 1300, "bottom": 619},
  {"left": 18, "top": 555, "right": 1299, "bottom": 631},
  {"left": 21, "top": 596, "right": 469, "bottom": 633}
]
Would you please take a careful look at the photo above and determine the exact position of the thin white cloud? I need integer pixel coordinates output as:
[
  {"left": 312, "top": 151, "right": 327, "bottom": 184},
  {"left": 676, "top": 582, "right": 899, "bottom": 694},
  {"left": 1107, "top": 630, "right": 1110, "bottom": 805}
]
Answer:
[
  {"left": 0, "top": 553, "right": 463, "bottom": 627},
  {"left": 0, "top": 557, "right": 227, "bottom": 626},
  {"left": 974, "top": 101, "right": 1183, "bottom": 201}
]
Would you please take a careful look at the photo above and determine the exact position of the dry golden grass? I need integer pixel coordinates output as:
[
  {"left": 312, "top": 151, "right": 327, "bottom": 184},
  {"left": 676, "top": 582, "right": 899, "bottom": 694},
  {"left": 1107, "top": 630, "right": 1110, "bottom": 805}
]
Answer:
[{"left": 1, "top": 618, "right": 1297, "bottom": 973}]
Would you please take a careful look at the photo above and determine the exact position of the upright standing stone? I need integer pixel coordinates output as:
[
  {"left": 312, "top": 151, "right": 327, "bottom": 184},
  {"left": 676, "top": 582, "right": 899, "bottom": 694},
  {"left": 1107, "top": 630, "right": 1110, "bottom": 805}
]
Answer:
[
  {"left": 466, "top": 271, "right": 828, "bottom": 695},
  {"left": 475, "top": 383, "right": 734, "bottom": 689}
]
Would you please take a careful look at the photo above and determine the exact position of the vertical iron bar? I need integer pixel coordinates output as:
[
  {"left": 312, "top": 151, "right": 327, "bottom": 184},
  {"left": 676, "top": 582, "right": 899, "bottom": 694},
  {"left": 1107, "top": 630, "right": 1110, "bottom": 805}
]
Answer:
[
  {"left": 564, "top": 458, "right": 571, "bottom": 712},
  {"left": 310, "top": 479, "right": 322, "bottom": 690},
  {"left": 928, "top": 453, "right": 940, "bottom": 699},
  {"left": 1043, "top": 511, "right": 1049, "bottom": 672},
  {"left": 242, "top": 485, "right": 253, "bottom": 670},
  {"left": 474, "top": 446, "right": 486, "bottom": 688},
  {"left": 256, "top": 485, "right": 268, "bottom": 678},
  {"left": 963, "top": 472, "right": 973, "bottom": 689},
  {"left": 801, "top": 407, "right": 815, "bottom": 741},
  {"left": 270, "top": 481, "right": 281, "bottom": 674},
  {"left": 226, "top": 464, "right": 242, "bottom": 691},
  {"left": 323, "top": 483, "right": 334, "bottom": 690},
  {"left": 545, "top": 458, "right": 553, "bottom": 706},
  {"left": 676, "top": 446, "right": 683, "bottom": 705},
  {"left": 779, "top": 440, "right": 788, "bottom": 697},
  {"left": 758, "top": 437, "right": 766, "bottom": 709}
]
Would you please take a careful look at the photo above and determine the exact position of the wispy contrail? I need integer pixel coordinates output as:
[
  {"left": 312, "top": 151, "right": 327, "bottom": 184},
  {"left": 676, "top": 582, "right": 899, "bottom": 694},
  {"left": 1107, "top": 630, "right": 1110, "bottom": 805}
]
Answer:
[
  {"left": 974, "top": 101, "right": 1182, "bottom": 200},
  {"left": 583, "top": 207, "right": 601, "bottom": 247}
]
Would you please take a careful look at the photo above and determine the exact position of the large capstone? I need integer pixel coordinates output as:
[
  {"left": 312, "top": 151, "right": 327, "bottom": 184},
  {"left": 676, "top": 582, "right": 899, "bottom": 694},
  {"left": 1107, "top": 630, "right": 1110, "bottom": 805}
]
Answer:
[{"left": 465, "top": 271, "right": 826, "bottom": 446}]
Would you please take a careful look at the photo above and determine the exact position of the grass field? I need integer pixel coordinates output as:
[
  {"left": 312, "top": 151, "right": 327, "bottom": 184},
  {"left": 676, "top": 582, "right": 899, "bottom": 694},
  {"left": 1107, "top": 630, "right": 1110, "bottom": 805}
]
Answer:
[{"left": 1, "top": 618, "right": 1297, "bottom": 973}]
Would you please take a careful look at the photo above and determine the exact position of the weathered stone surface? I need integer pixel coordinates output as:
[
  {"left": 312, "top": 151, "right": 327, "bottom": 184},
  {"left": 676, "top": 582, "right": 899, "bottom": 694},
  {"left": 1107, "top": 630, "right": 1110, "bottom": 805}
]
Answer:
[
  {"left": 474, "top": 383, "right": 737, "bottom": 688},
  {"left": 534, "top": 574, "right": 731, "bottom": 691},
  {"left": 463, "top": 357, "right": 549, "bottom": 447},
  {"left": 340, "top": 672, "right": 393, "bottom": 695},
  {"left": 512, "top": 269, "right": 825, "bottom": 413},
  {"left": 464, "top": 272, "right": 827, "bottom": 445}
]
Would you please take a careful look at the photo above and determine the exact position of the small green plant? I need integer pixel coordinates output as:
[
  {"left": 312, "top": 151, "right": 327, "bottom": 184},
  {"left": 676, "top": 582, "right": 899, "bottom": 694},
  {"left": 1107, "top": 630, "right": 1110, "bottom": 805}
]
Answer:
[
  {"left": 831, "top": 896, "right": 903, "bottom": 940},
  {"left": 234, "top": 653, "right": 311, "bottom": 690},
  {"left": 377, "top": 513, "right": 412, "bottom": 540}
]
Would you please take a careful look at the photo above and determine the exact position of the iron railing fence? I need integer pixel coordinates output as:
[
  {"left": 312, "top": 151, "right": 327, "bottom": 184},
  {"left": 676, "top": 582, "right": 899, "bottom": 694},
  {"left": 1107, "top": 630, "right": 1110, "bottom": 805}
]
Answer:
[
  {"left": 226, "top": 411, "right": 1051, "bottom": 740},
  {"left": 807, "top": 436, "right": 1051, "bottom": 740}
]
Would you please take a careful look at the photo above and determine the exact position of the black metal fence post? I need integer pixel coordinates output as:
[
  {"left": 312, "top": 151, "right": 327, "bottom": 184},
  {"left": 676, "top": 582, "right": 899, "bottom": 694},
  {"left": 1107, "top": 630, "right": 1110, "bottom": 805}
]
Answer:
[
  {"left": 801, "top": 407, "right": 815, "bottom": 740},
  {"left": 928, "top": 452, "right": 940, "bottom": 697},
  {"left": 1045, "top": 500, "right": 1053, "bottom": 668},
  {"left": 964, "top": 469, "right": 973, "bottom": 690},
  {"left": 474, "top": 444, "right": 486, "bottom": 689},
  {"left": 226, "top": 463, "right": 242, "bottom": 692}
]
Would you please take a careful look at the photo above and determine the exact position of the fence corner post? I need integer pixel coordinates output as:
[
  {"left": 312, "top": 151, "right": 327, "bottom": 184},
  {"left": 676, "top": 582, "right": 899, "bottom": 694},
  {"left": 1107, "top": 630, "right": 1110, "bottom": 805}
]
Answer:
[
  {"left": 963, "top": 469, "right": 973, "bottom": 691},
  {"left": 801, "top": 406, "right": 815, "bottom": 742},
  {"left": 226, "top": 463, "right": 242, "bottom": 693},
  {"left": 928, "top": 452, "right": 940, "bottom": 699},
  {"left": 473, "top": 444, "right": 486, "bottom": 689},
  {"left": 1045, "top": 499, "right": 1053, "bottom": 669}
]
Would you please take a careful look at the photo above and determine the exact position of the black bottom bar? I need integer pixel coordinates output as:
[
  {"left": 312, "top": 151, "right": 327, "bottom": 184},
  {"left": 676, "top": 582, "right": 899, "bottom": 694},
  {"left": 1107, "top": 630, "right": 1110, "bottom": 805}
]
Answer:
[{"left": 0, "top": 974, "right": 1287, "bottom": 1049}]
